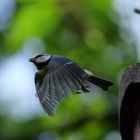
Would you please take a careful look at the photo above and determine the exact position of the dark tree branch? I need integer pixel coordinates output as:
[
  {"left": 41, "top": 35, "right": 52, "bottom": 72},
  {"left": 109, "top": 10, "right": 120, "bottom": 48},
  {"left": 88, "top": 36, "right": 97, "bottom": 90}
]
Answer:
[
  {"left": 134, "top": 9, "right": 140, "bottom": 14},
  {"left": 119, "top": 63, "right": 140, "bottom": 140}
]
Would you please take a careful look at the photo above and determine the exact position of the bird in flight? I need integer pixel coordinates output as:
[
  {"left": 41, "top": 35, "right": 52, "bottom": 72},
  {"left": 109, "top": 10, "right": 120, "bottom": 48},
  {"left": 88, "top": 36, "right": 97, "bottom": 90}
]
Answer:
[{"left": 29, "top": 54, "right": 113, "bottom": 116}]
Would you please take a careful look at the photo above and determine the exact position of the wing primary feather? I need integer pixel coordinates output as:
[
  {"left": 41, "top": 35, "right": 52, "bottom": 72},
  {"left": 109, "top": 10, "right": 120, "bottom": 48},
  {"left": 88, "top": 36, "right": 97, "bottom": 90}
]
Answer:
[
  {"left": 66, "top": 64, "right": 84, "bottom": 85},
  {"left": 42, "top": 93, "right": 58, "bottom": 116},
  {"left": 55, "top": 70, "right": 70, "bottom": 98},
  {"left": 41, "top": 94, "right": 55, "bottom": 108},
  {"left": 35, "top": 73, "right": 40, "bottom": 93},
  {"left": 52, "top": 60, "right": 66, "bottom": 97},
  {"left": 40, "top": 74, "right": 50, "bottom": 103},
  {"left": 52, "top": 61, "right": 64, "bottom": 101},
  {"left": 49, "top": 73, "right": 55, "bottom": 103},
  {"left": 70, "top": 63, "right": 87, "bottom": 79},
  {"left": 42, "top": 94, "right": 58, "bottom": 110},
  {"left": 59, "top": 70, "right": 71, "bottom": 98},
  {"left": 61, "top": 67, "right": 77, "bottom": 93},
  {"left": 46, "top": 93, "right": 58, "bottom": 106},
  {"left": 53, "top": 72, "right": 64, "bottom": 101},
  {"left": 43, "top": 101, "right": 54, "bottom": 112},
  {"left": 66, "top": 64, "right": 90, "bottom": 92},
  {"left": 66, "top": 63, "right": 91, "bottom": 93},
  {"left": 36, "top": 90, "right": 44, "bottom": 100},
  {"left": 52, "top": 74, "right": 61, "bottom": 101},
  {"left": 72, "top": 63, "right": 85, "bottom": 74},
  {"left": 36, "top": 74, "right": 49, "bottom": 101},
  {"left": 49, "top": 60, "right": 62, "bottom": 104},
  {"left": 35, "top": 74, "right": 56, "bottom": 115},
  {"left": 36, "top": 87, "right": 46, "bottom": 100},
  {"left": 40, "top": 98, "right": 54, "bottom": 113},
  {"left": 64, "top": 66, "right": 81, "bottom": 90},
  {"left": 42, "top": 101, "right": 54, "bottom": 116}
]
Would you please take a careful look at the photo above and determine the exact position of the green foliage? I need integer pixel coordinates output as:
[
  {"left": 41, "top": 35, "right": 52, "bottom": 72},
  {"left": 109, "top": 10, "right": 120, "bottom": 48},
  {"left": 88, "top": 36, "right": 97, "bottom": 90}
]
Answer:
[{"left": 4, "top": 1, "right": 62, "bottom": 53}]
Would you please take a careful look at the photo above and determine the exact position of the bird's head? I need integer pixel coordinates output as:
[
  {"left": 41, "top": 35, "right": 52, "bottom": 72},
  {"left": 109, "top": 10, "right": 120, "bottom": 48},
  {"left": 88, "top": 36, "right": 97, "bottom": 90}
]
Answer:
[{"left": 29, "top": 54, "right": 52, "bottom": 70}]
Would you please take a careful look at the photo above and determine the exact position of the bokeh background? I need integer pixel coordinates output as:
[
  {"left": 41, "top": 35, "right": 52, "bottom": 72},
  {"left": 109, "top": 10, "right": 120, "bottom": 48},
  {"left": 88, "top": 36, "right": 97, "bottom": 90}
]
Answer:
[{"left": 0, "top": 0, "right": 140, "bottom": 140}]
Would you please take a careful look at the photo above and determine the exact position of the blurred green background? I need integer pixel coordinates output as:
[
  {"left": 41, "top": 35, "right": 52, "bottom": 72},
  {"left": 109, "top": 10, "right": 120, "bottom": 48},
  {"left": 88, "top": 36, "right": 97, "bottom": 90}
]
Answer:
[{"left": 0, "top": 0, "right": 139, "bottom": 140}]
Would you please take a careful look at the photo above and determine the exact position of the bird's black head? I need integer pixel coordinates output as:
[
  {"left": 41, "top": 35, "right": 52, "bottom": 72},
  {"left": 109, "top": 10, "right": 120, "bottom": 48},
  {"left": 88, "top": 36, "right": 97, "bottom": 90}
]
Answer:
[{"left": 29, "top": 54, "right": 52, "bottom": 70}]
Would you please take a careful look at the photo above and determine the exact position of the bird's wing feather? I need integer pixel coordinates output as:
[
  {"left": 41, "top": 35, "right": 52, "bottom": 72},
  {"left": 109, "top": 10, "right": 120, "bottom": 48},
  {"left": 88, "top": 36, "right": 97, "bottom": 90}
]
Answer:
[
  {"left": 36, "top": 56, "right": 88, "bottom": 116},
  {"left": 35, "top": 72, "right": 58, "bottom": 116},
  {"left": 34, "top": 73, "right": 40, "bottom": 93}
]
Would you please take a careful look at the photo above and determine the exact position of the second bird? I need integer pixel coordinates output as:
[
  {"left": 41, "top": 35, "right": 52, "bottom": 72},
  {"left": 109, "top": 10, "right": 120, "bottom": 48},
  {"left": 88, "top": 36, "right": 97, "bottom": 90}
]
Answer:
[{"left": 29, "top": 54, "right": 113, "bottom": 116}]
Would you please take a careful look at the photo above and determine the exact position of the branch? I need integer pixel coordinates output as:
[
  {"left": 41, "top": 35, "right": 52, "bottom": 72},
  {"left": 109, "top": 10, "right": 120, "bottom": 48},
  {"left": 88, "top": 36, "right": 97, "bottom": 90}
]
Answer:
[
  {"left": 134, "top": 9, "right": 140, "bottom": 14},
  {"left": 119, "top": 63, "right": 140, "bottom": 140}
]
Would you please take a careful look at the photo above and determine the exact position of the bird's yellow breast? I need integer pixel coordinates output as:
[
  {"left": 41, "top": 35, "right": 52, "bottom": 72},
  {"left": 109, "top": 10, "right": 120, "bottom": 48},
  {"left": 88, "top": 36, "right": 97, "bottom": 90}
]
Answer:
[
  {"left": 36, "top": 68, "right": 47, "bottom": 86},
  {"left": 38, "top": 68, "right": 47, "bottom": 76}
]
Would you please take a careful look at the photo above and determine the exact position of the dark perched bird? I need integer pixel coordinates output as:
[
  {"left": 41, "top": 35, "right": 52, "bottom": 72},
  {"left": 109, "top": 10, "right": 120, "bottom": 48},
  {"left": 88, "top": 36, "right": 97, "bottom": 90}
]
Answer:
[{"left": 29, "top": 54, "right": 113, "bottom": 116}]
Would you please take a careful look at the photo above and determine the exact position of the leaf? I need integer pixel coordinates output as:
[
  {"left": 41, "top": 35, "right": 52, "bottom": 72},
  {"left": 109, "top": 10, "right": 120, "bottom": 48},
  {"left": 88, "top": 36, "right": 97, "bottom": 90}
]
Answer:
[{"left": 4, "top": 1, "right": 62, "bottom": 53}]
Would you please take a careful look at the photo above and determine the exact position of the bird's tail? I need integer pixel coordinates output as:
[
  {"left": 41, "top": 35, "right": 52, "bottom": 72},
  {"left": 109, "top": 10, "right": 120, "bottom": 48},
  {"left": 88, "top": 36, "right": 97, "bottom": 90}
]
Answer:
[{"left": 87, "top": 75, "right": 113, "bottom": 91}]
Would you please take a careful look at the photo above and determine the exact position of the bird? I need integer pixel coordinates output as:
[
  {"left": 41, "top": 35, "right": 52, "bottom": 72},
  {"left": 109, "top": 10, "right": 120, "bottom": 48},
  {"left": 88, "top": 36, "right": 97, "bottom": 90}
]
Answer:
[{"left": 29, "top": 53, "right": 113, "bottom": 116}]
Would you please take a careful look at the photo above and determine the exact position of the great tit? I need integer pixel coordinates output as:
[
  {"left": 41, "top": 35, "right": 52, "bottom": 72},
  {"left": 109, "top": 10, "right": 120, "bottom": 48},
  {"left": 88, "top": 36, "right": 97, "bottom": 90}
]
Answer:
[{"left": 29, "top": 54, "right": 113, "bottom": 116}]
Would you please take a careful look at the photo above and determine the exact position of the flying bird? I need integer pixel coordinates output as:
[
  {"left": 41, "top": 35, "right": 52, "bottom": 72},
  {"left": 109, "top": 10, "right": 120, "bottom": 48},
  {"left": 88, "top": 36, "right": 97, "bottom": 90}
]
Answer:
[{"left": 29, "top": 54, "right": 113, "bottom": 116}]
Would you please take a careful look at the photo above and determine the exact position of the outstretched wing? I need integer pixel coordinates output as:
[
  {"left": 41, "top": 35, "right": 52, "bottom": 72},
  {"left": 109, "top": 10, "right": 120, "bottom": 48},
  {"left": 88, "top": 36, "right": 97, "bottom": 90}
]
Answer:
[{"left": 36, "top": 55, "right": 88, "bottom": 116}]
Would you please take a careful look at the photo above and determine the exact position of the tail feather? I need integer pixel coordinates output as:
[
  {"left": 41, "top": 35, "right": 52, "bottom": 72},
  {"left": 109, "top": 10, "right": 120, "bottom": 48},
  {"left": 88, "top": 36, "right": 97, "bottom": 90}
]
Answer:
[{"left": 87, "top": 75, "right": 113, "bottom": 91}]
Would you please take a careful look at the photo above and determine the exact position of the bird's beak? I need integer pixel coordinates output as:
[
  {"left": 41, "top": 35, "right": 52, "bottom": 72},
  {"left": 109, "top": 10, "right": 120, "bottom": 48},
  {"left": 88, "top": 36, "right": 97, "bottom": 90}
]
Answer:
[{"left": 29, "top": 58, "right": 35, "bottom": 62}]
